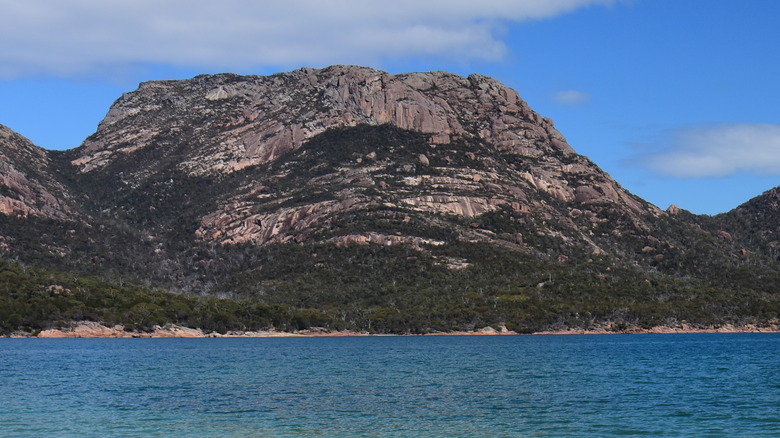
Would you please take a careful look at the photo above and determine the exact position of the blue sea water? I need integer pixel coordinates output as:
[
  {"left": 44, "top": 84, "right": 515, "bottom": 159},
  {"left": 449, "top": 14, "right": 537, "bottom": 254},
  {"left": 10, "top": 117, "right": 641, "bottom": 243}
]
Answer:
[{"left": 1, "top": 334, "right": 778, "bottom": 437}]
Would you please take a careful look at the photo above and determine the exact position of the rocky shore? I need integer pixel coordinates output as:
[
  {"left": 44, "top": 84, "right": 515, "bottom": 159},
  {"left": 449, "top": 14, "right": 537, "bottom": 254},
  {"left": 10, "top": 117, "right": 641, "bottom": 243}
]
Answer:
[
  {"left": 535, "top": 323, "right": 780, "bottom": 335},
  {"left": 6, "top": 321, "right": 778, "bottom": 338},
  {"left": 19, "top": 322, "right": 515, "bottom": 338}
]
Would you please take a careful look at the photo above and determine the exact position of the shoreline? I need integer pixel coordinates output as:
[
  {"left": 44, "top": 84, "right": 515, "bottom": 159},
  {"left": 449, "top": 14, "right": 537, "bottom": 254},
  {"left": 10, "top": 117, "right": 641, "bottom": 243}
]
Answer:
[{"left": 6, "top": 321, "right": 779, "bottom": 338}]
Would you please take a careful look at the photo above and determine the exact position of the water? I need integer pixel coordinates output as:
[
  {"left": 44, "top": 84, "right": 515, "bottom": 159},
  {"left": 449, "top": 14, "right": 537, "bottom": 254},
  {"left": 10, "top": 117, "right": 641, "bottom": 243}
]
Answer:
[{"left": 1, "top": 334, "right": 778, "bottom": 437}]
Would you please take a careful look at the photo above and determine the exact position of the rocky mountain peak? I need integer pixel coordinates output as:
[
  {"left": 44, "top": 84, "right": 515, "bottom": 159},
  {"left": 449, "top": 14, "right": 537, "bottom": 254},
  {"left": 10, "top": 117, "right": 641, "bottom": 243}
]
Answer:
[{"left": 72, "top": 65, "right": 573, "bottom": 178}]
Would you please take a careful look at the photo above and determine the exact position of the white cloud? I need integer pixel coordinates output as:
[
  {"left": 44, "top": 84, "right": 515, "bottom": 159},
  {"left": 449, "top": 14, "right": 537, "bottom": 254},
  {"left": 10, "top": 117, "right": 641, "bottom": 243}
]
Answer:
[
  {"left": 0, "top": 0, "right": 617, "bottom": 78},
  {"left": 553, "top": 90, "right": 591, "bottom": 106},
  {"left": 641, "top": 124, "right": 780, "bottom": 178}
]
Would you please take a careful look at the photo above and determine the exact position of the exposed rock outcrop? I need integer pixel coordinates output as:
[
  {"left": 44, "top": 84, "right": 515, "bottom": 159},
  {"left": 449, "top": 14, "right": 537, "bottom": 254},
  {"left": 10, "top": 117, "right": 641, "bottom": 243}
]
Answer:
[
  {"left": 79, "top": 66, "right": 656, "bottom": 249},
  {"left": 37, "top": 321, "right": 206, "bottom": 338},
  {"left": 72, "top": 66, "right": 574, "bottom": 180},
  {"left": 0, "top": 125, "right": 76, "bottom": 220}
]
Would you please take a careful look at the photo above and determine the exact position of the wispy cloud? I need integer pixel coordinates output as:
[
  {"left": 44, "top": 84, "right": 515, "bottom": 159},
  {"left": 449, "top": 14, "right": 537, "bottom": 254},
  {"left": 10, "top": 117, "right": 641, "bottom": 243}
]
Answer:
[
  {"left": 0, "top": 0, "right": 618, "bottom": 78},
  {"left": 637, "top": 124, "right": 780, "bottom": 178},
  {"left": 553, "top": 90, "right": 591, "bottom": 106}
]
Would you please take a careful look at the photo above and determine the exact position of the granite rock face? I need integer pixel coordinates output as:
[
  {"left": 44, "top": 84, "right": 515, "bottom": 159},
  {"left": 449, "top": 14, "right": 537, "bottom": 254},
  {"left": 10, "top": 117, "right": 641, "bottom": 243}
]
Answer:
[
  {"left": 63, "top": 66, "right": 662, "bottom": 251},
  {"left": 0, "top": 125, "right": 76, "bottom": 220},
  {"left": 73, "top": 66, "right": 572, "bottom": 177}
]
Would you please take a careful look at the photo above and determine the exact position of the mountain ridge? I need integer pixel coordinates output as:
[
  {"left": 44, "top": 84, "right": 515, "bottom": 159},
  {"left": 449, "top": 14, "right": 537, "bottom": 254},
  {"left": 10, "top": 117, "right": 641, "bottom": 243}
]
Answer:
[{"left": 0, "top": 65, "right": 778, "bottom": 334}]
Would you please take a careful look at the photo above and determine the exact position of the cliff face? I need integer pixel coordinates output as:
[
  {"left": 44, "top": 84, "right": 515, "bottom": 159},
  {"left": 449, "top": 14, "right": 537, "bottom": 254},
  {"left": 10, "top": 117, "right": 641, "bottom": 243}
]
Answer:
[
  {"left": 190, "top": 122, "right": 659, "bottom": 260},
  {"left": 73, "top": 66, "right": 573, "bottom": 177}
]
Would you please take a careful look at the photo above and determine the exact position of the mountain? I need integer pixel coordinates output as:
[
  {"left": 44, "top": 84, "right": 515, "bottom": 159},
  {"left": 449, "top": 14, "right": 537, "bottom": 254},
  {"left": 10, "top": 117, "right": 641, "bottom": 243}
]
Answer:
[
  {"left": 714, "top": 187, "right": 780, "bottom": 259},
  {"left": 1, "top": 66, "right": 779, "bottom": 335},
  {"left": 0, "top": 125, "right": 76, "bottom": 220},
  {"left": 64, "top": 66, "right": 662, "bottom": 255}
]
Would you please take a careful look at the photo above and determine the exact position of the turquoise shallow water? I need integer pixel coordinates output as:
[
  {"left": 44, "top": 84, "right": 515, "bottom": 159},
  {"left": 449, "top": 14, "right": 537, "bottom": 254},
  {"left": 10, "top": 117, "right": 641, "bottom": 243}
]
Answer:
[{"left": 1, "top": 333, "right": 778, "bottom": 437}]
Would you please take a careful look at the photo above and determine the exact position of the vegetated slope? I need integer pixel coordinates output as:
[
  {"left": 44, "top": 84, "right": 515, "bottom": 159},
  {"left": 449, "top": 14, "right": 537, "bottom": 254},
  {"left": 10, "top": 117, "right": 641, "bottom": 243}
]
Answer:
[
  {"left": 0, "top": 66, "right": 779, "bottom": 334},
  {"left": 713, "top": 187, "right": 780, "bottom": 260}
]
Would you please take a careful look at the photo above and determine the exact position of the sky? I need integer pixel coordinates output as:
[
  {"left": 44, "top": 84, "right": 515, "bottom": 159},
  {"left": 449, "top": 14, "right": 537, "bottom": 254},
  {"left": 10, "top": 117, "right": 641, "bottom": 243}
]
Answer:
[{"left": 1, "top": 0, "right": 779, "bottom": 215}]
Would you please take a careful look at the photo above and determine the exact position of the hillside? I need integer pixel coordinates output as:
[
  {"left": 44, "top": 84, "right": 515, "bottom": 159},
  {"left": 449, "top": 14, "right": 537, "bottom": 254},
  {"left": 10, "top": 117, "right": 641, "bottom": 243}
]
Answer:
[{"left": 0, "top": 66, "right": 778, "bottom": 335}]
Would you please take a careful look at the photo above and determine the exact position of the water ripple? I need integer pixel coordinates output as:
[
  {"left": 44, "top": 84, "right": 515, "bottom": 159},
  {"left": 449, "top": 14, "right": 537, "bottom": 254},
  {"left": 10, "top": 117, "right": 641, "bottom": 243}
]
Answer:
[{"left": 0, "top": 334, "right": 778, "bottom": 437}]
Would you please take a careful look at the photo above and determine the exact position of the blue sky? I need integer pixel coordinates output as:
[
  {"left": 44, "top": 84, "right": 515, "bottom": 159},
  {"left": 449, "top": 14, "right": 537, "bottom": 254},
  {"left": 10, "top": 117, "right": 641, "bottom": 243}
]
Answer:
[{"left": 1, "top": 0, "right": 778, "bottom": 215}]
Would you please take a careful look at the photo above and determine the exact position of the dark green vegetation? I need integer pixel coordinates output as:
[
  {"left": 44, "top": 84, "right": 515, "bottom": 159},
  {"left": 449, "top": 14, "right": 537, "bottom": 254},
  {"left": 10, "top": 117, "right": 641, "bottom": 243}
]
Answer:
[
  {"left": 3, "top": 240, "right": 779, "bottom": 336},
  {"left": 0, "top": 258, "right": 287, "bottom": 335},
  {"left": 2, "top": 123, "right": 780, "bottom": 335}
]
